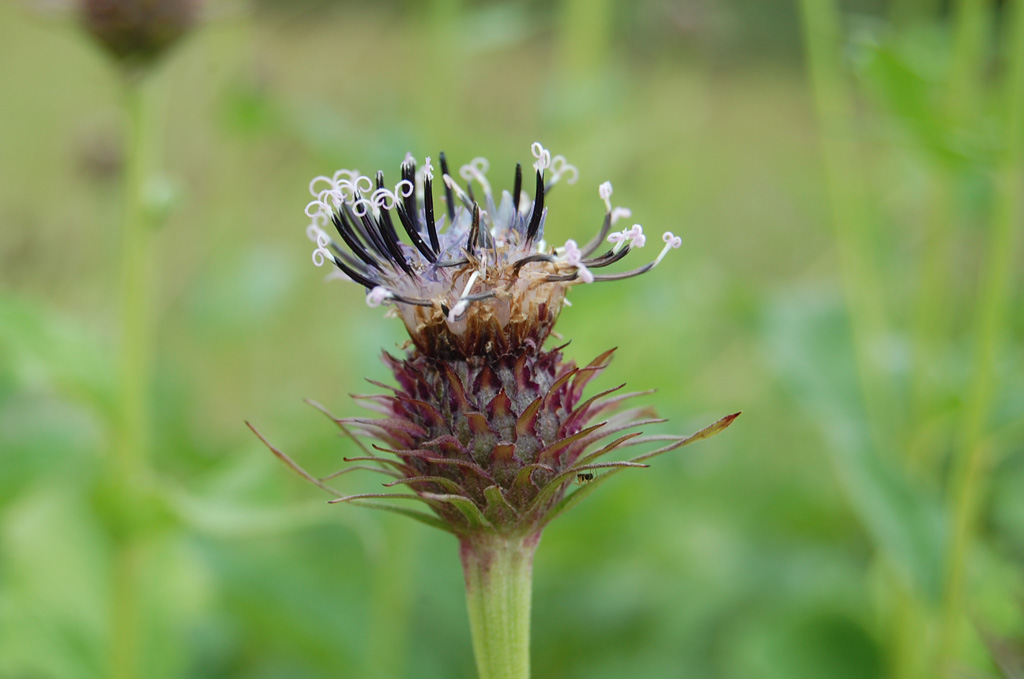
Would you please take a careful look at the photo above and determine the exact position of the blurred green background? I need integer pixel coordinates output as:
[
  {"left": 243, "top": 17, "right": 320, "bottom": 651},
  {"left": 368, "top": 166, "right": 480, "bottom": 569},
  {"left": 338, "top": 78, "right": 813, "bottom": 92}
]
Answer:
[{"left": 1, "top": 0, "right": 1023, "bottom": 677}]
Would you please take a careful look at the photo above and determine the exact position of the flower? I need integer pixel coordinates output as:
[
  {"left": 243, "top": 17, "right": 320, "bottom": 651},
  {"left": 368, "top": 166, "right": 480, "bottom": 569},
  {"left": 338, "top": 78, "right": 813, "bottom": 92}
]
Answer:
[
  {"left": 255, "top": 142, "right": 737, "bottom": 538},
  {"left": 303, "top": 142, "right": 678, "bottom": 360}
]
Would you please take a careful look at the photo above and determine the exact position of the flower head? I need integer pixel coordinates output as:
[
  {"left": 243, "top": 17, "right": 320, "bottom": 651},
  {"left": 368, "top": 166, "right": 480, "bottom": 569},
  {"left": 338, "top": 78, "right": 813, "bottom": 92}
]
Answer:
[
  {"left": 79, "top": 0, "right": 200, "bottom": 71},
  {"left": 303, "top": 142, "right": 677, "bottom": 360},
  {"left": 256, "top": 143, "right": 737, "bottom": 538}
]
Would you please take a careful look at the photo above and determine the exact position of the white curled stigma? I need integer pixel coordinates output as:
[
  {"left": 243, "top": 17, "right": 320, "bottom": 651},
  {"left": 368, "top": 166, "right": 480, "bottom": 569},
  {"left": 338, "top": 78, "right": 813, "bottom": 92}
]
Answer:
[
  {"left": 531, "top": 142, "right": 551, "bottom": 173},
  {"left": 654, "top": 231, "right": 682, "bottom": 266},
  {"left": 305, "top": 208, "right": 329, "bottom": 234},
  {"left": 308, "top": 172, "right": 372, "bottom": 217},
  {"left": 423, "top": 156, "right": 434, "bottom": 181},
  {"left": 312, "top": 231, "right": 333, "bottom": 267},
  {"left": 610, "top": 207, "right": 632, "bottom": 225},
  {"left": 351, "top": 174, "right": 373, "bottom": 195},
  {"left": 371, "top": 187, "right": 398, "bottom": 210},
  {"left": 351, "top": 197, "right": 374, "bottom": 217},
  {"left": 395, "top": 179, "right": 414, "bottom": 200},
  {"left": 306, "top": 222, "right": 327, "bottom": 243},
  {"left": 549, "top": 155, "right": 579, "bottom": 185},
  {"left": 305, "top": 199, "right": 328, "bottom": 219},
  {"left": 561, "top": 238, "right": 594, "bottom": 283},
  {"left": 459, "top": 157, "right": 492, "bottom": 197},
  {"left": 333, "top": 169, "right": 361, "bottom": 184},
  {"left": 308, "top": 175, "right": 336, "bottom": 197},
  {"left": 317, "top": 187, "right": 344, "bottom": 209}
]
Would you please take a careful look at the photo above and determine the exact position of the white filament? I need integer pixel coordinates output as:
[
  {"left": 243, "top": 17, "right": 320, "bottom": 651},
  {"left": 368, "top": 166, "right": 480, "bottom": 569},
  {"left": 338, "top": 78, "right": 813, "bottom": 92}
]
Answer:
[
  {"left": 459, "top": 157, "right": 492, "bottom": 197},
  {"left": 599, "top": 181, "right": 613, "bottom": 212},
  {"left": 654, "top": 231, "right": 682, "bottom": 266}
]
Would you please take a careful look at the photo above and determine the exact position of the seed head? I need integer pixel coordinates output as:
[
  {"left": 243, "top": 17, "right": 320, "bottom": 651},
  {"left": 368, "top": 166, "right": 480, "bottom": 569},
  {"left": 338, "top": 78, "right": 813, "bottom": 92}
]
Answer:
[{"left": 79, "top": 0, "right": 199, "bottom": 71}]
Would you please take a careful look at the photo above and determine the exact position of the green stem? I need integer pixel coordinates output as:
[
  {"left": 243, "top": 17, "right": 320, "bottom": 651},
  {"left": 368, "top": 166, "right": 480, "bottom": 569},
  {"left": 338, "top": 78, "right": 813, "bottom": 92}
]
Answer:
[
  {"left": 110, "top": 74, "right": 156, "bottom": 679},
  {"left": 798, "top": 0, "right": 897, "bottom": 460},
  {"left": 909, "top": 0, "right": 990, "bottom": 471},
  {"left": 939, "top": 0, "right": 1024, "bottom": 663},
  {"left": 116, "top": 77, "right": 154, "bottom": 478},
  {"left": 460, "top": 532, "right": 538, "bottom": 679},
  {"left": 888, "top": 0, "right": 943, "bottom": 25},
  {"left": 798, "top": 3, "right": 920, "bottom": 676}
]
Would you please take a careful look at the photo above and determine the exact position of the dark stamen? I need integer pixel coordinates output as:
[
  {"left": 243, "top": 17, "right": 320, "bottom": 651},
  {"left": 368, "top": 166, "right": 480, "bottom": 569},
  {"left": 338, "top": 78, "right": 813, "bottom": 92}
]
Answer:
[
  {"left": 377, "top": 210, "right": 414, "bottom": 275},
  {"left": 477, "top": 206, "right": 493, "bottom": 251},
  {"left": 328, "top": 242, "right": 371, "bottom": 275},
  {"left": 512, "top": 162, "right": 522, "bottom": 218},
  {"left": 584, "top": 246, "right": 631, "bottom": 269},
  {"left": 462, "top": 291, "right": 497, "bottom": 302},
  {"left": 440, "top": 152, "right": 455, "bottom": 222},
  {"left": 375, "top": 171, "right": 415, "bottom": 275},
  {"left": 424, "top": 173, "right": 440, "bottom": 253},
  {"left": 511, "top": 253, "right": 556, "bottom": 276},
  {"left": 589, "top": 263, "right": 656, "bottom": 281},
  {"left": 580, "top": 213, "right": 612, "bottom": 258},
  {"left": 467, "top": 203, "right": 481, "bottom": 254},
  {"left": 345, "top": 202, "right": 390, "bottom": 262},
  {"left": 329, "top": 253, "right": 380, "bottom": 290},
  {"left": 545, "top": 262, "right": 655, "bottom": 282},
  {"left": 436, "top": 257, "right": 470, "bottom": 268},
  {"left": 400, "top": 159, "right": 420, "bottom": 233},
  {"left": 396, "top": 202, "right": 438, "bottom": 263},
  {"left": 389, "top": 292, "right": 436, "bottom": 308},
  {"left": 360, "top": 208, "right": 398, "bottom": 266},
  {"left": 525, "top": 169, "right": 545, "bottom": 242},
  {"left": 332, "top": 208, "right": 381, "bottom": 269}
]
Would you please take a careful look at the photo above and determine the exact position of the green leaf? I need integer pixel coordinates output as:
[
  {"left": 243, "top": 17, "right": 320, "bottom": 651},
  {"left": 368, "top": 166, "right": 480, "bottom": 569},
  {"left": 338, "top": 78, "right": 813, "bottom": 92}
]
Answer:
[
  {"left": 762, "top": 289, "right": 945, "bottom": 602},
  {"left": 0, "top": 293, "right": 115, "bottom": 418}
]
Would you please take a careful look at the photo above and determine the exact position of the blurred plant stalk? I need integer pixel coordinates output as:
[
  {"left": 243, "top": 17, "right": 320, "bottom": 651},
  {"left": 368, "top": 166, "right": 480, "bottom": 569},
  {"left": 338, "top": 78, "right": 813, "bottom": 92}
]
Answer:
[
  {"left": 109, "top": 71, "right": 156, "bottom": 679},
  {"left": 800, "top": 0, "right": 1023, "bottom": 676},
  {"left": 942, "top": 0, "right": 1024, "bottom": 665},
  {"left": 78, "top": 0, "right": 199, "bottom": 674}
]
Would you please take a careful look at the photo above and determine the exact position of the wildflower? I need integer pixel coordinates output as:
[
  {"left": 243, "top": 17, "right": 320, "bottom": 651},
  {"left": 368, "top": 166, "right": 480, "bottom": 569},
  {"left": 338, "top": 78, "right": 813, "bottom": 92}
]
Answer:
[
  {"left": 254, "top": 142, "right": 737, "bottom": 679},
  {"left": 283, "top": 141, "right": 733, "bottom": 537}
]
